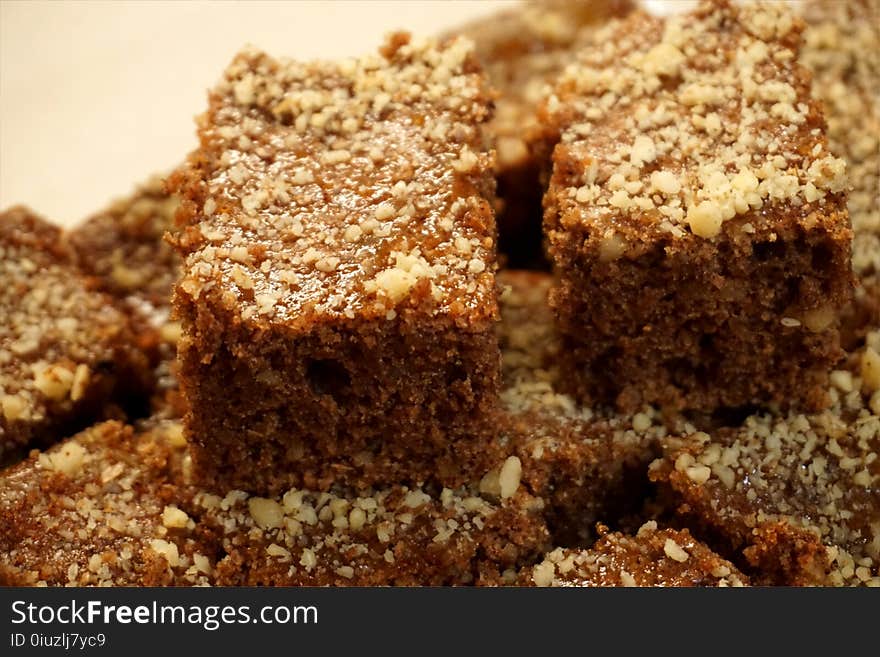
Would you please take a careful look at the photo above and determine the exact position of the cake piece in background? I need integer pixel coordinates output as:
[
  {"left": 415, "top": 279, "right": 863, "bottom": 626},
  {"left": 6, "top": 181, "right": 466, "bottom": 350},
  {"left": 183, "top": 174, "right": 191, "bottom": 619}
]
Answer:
[
  {"left": 67, "top": 174, "right": 180, "bottom": 318},
  {"left": 649, "top": 366, "right": 880, "bottom": 586},
  {"left": 67, "top": 175, "right": 184, "bottom": 417},
  {"left": 449, "top": 0, "right": 634, "bottom": 268},
  {"left": 169, "top": 34, "right": 502, "bottom": 494},
  {"left": 799, "top": 0, "right": 880, "bottom": 348},
  {"left": 0, "top": 419, "right": 211, "bottom": 586},
  {"left": 540, "top": 0, "right": 852, "bottom": 413},
  {"left": 517, "top": 524, "right": 748, "bottom": 587},
  {"left": 0, "top": 207, "right": 153, "bottom": 462}
]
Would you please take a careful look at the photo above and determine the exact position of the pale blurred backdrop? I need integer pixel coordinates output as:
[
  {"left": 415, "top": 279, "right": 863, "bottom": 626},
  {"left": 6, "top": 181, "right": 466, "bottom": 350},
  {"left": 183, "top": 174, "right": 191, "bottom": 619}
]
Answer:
[{"left": 0, "top": 0, "right": 685, "bottom": 227}]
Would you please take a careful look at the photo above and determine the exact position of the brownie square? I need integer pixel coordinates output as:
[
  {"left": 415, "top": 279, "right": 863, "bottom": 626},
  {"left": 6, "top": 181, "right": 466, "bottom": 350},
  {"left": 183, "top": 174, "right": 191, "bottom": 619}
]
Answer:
[
  {"left": 170, "top": 34, "right": 502, "bottom": 494},
  {"left": 649, "top": 369, "right": 880, "bottom": 586},
  {"left": 540, "top": 0, "right": 852, "bottom": 412},
  {"left": 0, "top": 207, "right": 152, "bottom": 460}
]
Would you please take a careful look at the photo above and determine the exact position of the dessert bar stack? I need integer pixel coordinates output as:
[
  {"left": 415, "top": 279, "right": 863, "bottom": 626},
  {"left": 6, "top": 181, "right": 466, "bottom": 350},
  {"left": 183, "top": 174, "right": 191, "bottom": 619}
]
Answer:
[{"left": 1, "top": 0, "right": 878, "bottom": 587}]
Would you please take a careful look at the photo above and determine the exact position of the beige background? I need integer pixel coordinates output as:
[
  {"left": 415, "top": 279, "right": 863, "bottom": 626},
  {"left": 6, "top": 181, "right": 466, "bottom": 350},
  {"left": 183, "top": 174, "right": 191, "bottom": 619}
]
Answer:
[
  {"left": 0, "top": 0, "right": 520, "bottom": 227},
  {"left": 0, "top": 0, "right": 684, "bottom": 227}
]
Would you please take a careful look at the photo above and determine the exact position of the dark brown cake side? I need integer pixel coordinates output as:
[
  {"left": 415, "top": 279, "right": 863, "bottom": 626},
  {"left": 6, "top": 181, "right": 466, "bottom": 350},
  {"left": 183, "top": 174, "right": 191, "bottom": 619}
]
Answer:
[
  {"left": 540, "top": 0, "right": 852, "bottom": 413},
  {"left": 169, "top": 35, "right": 503, "bottom": 494},
  {"left": 0, "top": 207, "right": 153, "bottom": 462}
]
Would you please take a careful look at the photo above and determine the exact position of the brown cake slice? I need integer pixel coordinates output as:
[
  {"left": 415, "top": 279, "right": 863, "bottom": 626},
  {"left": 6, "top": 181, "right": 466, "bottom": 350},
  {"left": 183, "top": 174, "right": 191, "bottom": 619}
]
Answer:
[
  {"left": 0, "top": 419, "right": 550, "bottom": 586},
  {"left": 448, "top": 0, "right": 634, "bottom": 267},
  {"left": 67, "top": 175, "right": 184, "bottom": 417},
  {"left": 799, "top": 0, "right": 880, "bottom": 348},
  {"left": 0, "top": 207, "right": 152, "bottom": 462},
  {"left": 540, "top": 0, "right": 852, "bottom": 412},
  {"left": 169, "top": 34, "right": 502, "bottom": 494},
  {"left": 0, "top": 419, "right": 213, "bottom": 586},
  {"left": 67, "top": 174, "right": 180, "bottom": 318},
  {"left": 649, "top": 364, "right": 880, "bottom": 586},
  {"left": 517, "top": 523, "right": 748, "bottom": 587}
]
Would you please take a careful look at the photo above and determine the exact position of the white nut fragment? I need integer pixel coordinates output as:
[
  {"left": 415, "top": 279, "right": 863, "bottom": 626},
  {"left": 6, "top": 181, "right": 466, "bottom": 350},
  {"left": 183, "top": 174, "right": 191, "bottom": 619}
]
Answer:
[
  {"left": 480, "top": 456, "right": 522, "bottom": 499},
  {"left": 532, "top": 560, "right": 556, "bottom": 587},
  {"left": 452, "top": 147, "right": 478, "bottom": 173},
  {"left": 266, "top": 544, "right": 291, "bottom": 560},
  {"left": 111, "top": 263, "right": 146, "bottom": 290},
  {"left": 163, "top": 423, "right": 187, "bottom": 448},
  {"left": 498, "top": 456, "right": 522, "bottom": 499},
  {"left": 33, "top": 364, "right": 74, "bottom": 401},
  {"left": 70, "top": 364, "right": 91, "bottom": 402},
  {"left": 496, "top": 136, "right": 528, "bottom": 167},
  {"left": 39, "top": 440, "right": 87, "bottom": 477},
  {"left": 149, "top": 538, "right": 180, "bottom": 567},
  {"left": 598, "top": 233, "right": 627, "bottom": 262},
  {"left": 248, "top": 497, "right": 284, "bottom": 529},
  {"left": 686, "top": 201, "right": 723, "bottom": 238},
  {"left": 1, "top": 394, "right": 28, "bottom": 422},
  {"left": 632, "top": 412, "right": 652, "bottom": 433},
  {"left": 686, "top": 464, "right": 712, "bottom": 485},
  {"left": 830, "top": 370, "right": 854, "bottom": 393},
  {"left": 300, "top": 548, "right": 317, "bottom": 571},
  {"left": 162, "top": 506, "right": 190, "bottom": 529},
  {"left": 373, "top": 267, "right": 417, "bottom": 303},
  {"left": 374, "top": 203, "right": 396, "bottom": 221},
  {"left": 860, "top": 347, "right": 880, "bottom": 393},
  {"left": 650, "top": 170, "right": 682, "bottom": 195},
  {"left": 663, "top": 538, "right": 690, "bottom": 563},
  {"left": 803, "top": 305, "right": 836, "bottom": 333}
]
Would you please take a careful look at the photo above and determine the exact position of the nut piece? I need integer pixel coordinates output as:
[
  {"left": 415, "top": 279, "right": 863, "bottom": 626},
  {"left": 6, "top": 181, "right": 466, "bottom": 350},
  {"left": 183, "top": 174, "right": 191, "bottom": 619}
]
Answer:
[
  {"left": 248, "top": 497, "right": 284, "bottom": 529},
  {"left": 686, "top": 201, "right": 723, "bottom": 238},
  {"left": 663, "top": 538, "right": 690, "bottom": 562},
  {"left": 1, "top": 394, "right": 28, "bottom": 422},
  {"left": 39, "top": 440, "right": 87, "bottom": 477},
  {"left": 803, "top": 305, "right": 836, "bottom": 333},
  {"left": 162, "top": 506, "right": 190, "bottom": 529},
  {"left": 498, "top": 456, "right": 522, "bottom": 499},
  {"left": 480, "top": 455, "right": 522, "bottom": 499},
  {"left": 70, "top": 364, "right": 91, "bottom": 402},
  {"left": 149, "top": 538, "right": 180, "bottom": 567},
  {"left": 532, "top": 560, "right": 556, "bottom": 587},
  {"left": 861, "top": 347, "right": 880, "bottom": 393},
  {"left": 33, "top": 363, "right": 74, "bottom": 401}
]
